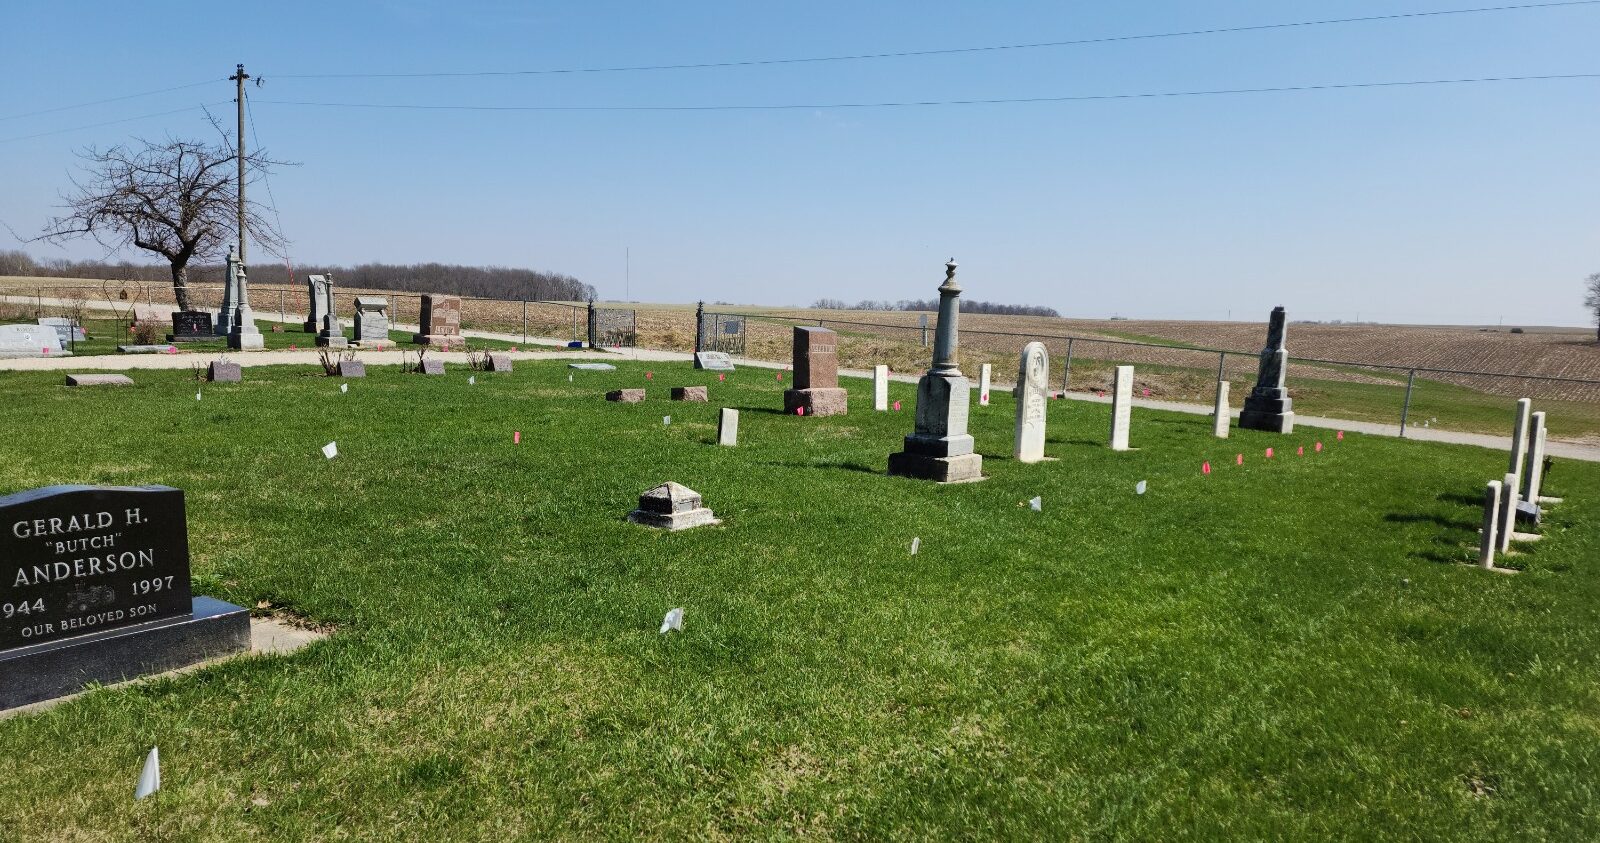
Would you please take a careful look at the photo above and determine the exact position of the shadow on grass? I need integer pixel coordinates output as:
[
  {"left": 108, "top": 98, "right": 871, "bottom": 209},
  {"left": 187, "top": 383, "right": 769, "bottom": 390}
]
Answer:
[
  {"left": 1384, "top": 512, "right": 1477, "bottom": 531},
  {"left": 757, "top": 460, "right": 880, "bottom": 475},
  {"left": 1436, "top": 491, "right": 1484, "bottom": 507}
]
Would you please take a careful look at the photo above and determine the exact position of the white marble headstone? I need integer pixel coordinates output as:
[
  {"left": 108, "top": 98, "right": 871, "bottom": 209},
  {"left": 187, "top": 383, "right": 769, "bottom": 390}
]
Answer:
[
  {"left": 1110, "top": 365, "right": 1134, "bottom": 451},
  {"left": 1013, "top": 342, "right": 1049, "bottom": 463}
]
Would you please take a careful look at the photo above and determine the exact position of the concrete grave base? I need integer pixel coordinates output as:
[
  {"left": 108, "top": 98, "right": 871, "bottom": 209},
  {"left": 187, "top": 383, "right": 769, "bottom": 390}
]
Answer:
[
  {"left": 887, "top": 451, "right": 985, "bottom": 483},
  {"left": 411, "top": 334, "right": 460, "bottom": 346},
  {"left": 627, "top": 508, "right": 721, "bottom": 530},
  {"left": 65, "top": 373, "right": 133, "bottom": 387},
  {"left": 1239, "top": 409, "right": 1295, "bottom": 433},
  {"left": 316, "top": 335, "right": 349, "bottom": 349},
  {"left": 607, "top": 389, "right": 646, "bottom": 403},
  {"left": 784, "top": 387, "right": 848, "bottom": 416},
  {"left": 0, "top": 597, "right": 249, "bottom": 710}
]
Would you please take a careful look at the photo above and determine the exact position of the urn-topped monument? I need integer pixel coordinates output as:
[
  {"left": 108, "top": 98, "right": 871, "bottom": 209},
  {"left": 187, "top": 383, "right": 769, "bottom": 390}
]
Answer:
[
  {"left": 1238, "top": 305, "right": 1295, "bottom": 433},
  {"left": 887, "top": 260, "right": 984, "bottom": 483}
]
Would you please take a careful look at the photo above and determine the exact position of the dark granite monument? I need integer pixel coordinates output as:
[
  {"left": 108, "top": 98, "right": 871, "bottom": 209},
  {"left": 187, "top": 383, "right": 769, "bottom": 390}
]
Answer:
[
  {"left": 1238, "top": 306, "right": 1295, "bottom": 434},
  {"left": 167, "top": 311, "right": 214, "bottom": 343},
  {"left": 0, "top": 485, "right": 249, "bottom": 709},
  {"left": 887, "top": 260, "right": 984, "bottom": 482}
]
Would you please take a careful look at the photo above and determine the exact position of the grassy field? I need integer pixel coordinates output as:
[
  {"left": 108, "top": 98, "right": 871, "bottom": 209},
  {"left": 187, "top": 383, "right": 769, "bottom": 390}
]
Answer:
[{"left": 0, "top": 359, "right": 1596, "bottom": 839}]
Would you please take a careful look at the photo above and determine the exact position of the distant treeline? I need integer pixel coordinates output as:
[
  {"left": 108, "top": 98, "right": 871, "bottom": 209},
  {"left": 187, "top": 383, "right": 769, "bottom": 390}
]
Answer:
[
  {"left": 0, "top": 251, "right": 595, "bottom": 302},
  {"left": 813, "top": 297, "right": 1060, "bottom": 318}
]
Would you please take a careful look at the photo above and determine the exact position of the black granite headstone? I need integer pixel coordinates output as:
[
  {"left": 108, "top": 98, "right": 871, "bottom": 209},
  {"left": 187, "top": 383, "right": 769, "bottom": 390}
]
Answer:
[
  {"left": 167, "top": 311, "right": 214, "bottom": 343},
  {"left": 0, "top": 485, "right": 248, "bottom": 709}
]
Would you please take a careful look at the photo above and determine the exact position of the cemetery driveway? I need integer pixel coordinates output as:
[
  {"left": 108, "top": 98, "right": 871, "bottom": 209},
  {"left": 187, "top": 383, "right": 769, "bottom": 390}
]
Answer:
[{"left": 5, "top": 294, "right": 1598, "bottom": 462}]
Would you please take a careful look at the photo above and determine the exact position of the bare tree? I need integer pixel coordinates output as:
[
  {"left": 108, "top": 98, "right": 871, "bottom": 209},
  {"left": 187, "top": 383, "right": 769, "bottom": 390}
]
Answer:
[
  {"left": 38, "top": 129, "right": 289, "bottom": 311},
  {"left": 1586, "top": 272, "right": 1600, "bottom": 342}
]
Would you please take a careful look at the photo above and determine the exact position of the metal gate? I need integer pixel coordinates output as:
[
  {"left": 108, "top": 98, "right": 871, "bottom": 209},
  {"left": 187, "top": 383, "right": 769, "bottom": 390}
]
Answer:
[
  {"left": 696, "top": 311, "right": 747, "bottom": 356},
  {"left": 587, "top": 305, "right": 636, "bottom": 348}
]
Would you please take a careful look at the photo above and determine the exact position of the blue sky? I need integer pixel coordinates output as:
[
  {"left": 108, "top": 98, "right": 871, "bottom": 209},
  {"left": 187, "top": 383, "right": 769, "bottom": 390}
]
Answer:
[{"left": 4, "top": 1, "right": 1597, "bottom": 325}]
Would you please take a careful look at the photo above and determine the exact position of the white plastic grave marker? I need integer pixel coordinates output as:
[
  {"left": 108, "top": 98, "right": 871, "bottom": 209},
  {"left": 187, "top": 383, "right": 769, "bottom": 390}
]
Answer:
[
  {"left": 1029, "top": 496, "right": 1042, "bottom": 512},
  {"left": 340, "top": 383, "right": 348, "bottom": 394},
  {"left": 1135, "top": 480, "right": 1147, "bottom": 495},
  {"left": 135, "top": 747, "right": 160, "bottom": 800},
  {"left": 910, "top": 537, "right": 920, "bottom": 555},
  {"left": 659, "top": 607, "right": 684, "bottom": 634},
  {"left": 322, "top": 441, "right": 338, "bottom": 459}
]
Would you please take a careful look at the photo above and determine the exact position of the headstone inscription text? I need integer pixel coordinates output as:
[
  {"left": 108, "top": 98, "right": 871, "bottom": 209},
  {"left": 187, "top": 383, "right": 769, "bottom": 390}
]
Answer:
[
  {"left": 168, "top": 312, "right": 214, "bottom": 342},
  {"left": 1, "top": 486, "right": 192, "bottom": 650}
]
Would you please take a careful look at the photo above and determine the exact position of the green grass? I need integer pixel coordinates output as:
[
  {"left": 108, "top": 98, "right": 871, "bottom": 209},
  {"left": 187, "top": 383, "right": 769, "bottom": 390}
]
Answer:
[{"left": 1, "top": 362, "right": 1597, "bottom": 839}]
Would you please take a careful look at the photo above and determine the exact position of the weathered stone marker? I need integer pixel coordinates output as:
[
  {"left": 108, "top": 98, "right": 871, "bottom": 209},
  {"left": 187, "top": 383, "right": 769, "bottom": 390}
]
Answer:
[
  {"left": 303, "top": 274, "right": 331, "bottom": 333},
  {"left": 65, "top": 373, "right": 133, "bottom": 387},
  {"left": 671, "top": 386, "right": 708, "bottom": 402},
  {"left": 1239, "top": 306, "right": 1295, "bottom": 433},
  {"left": 606, "top": 389, "right": 645, "bottom": 403},
  {"left": 1508, "top": 398, "right": 1532, "bottom": 479},
  {"left": 353, "top": 296, "right": 390, "bottom": 345},
  {"left": 0, "top": 324, "right": 66, "bottom": 358},
  {"left": 487, "top": 354, "right": 513, "bottom": 373},
  {"left": 1496, "top": 471, "right": 1519, "bottom": 554},
  {"left": 694, "top": 351, "right": 735, "bottom": 371},
  {"left": 207, "top": 361, "right": 242, "bottom": 383},
  {"left": 315, "top": 275, "right": 348, "bottom": 349},
  {"left": 1013, "top": 342, "right": 1049, "bottom": 463},
  {"left": 216, "top": 245, "right": 242, "bottom": 336},
  {"left": 337, "top": 360, "right": 366, "bottom": 378},
  {"left": 784, "top": 326, "right": 848, "bottom": 417},
  {"left": 413, "top": 295, "right": 463, "bottom": 346},
  {"left": 718, "top": 408, "right": 739, "bottom": 446},
  {"left": 1479, "top": 479, "right": 1502, "bottom": 569},
  {"left": 420, "top": 359, "right": 445, "bottom": 376},
  {"left": 1213, "top": 381, "right": 1231, "bottom": 438},
  {"left": 226, "top": 256, "right": 264, "bottom": 351},
  {"left": 873, "top": 365, "right": 889, "bottom": 411},
  {"left": 978, "top": 363, "right": 992, "bottom": 406},
  {"left": 0, "top": 485, "right": 249, "bottom": 709},
  {"left": 1110, "top": 365, "right": 1134, "bottom": 451},
  {"left": 1525, "top": 412, "right": 1560, "bottom": 505},
  {"left": 627, "top": 482, "right": 720, "bottom": 530},
  {"left": 888, "top": 260, "right": 983, "bottom": 483}
]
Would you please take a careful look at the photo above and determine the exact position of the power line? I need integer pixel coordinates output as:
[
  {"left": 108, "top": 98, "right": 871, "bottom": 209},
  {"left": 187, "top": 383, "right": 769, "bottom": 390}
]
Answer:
[
  {"left": 270, "top": 1, "right": 1600, "bottom": 79},
  {"left": 0, "top": 103, "right": 232, "bottom": 145},
  {"left": 0, "top": 80, "right": 218, "bottom": 122},
  {"left": 254, "top": 72, "right": 1600, "bottom": 113}
]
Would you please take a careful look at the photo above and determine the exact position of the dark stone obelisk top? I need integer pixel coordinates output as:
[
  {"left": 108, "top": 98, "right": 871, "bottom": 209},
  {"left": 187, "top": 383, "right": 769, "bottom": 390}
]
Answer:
[
  {"left": 1238, "top": 305, "right": 1295, "bottom": 433},
  {"left": 887, "top": 259, "right": 984, "bottom": 482}
]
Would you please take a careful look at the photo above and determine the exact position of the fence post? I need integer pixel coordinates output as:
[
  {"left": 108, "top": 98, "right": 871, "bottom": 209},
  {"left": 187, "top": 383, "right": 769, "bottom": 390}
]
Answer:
[
  {"left": 1215, "top": 352, "right": 1226, "bottom": 391},
  {"left": 586, "top": 299, "right": 597, "bottom": 348},
  {"left": 522, "top": 300, "right": 528, "bottom": 343},
  {"left": 1062, "top": 338, "right": 1075, "bottom": 393},
  {"left": 1399, "top": 368, "right": 1417, "bottom": 437}
]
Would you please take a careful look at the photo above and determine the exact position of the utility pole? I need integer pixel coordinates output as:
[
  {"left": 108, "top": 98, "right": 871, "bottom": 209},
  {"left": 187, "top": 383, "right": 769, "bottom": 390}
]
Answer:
[{"left": 230, "top": 63, "right": 249, "bottom": 263}]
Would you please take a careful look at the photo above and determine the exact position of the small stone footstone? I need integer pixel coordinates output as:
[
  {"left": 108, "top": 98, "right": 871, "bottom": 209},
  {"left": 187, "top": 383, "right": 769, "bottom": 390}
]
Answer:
[
  {"left": 783, "top": 326, "right": 848, "bottom": 417},
  {"left": 486, "top": 354, "right": 513, "bottom": 373},
  {"left": 627, "top": 482, "right": 720, "bottom": 530},
  {"left": 65, "top": 373, "right": 133, "bottom": 387},
  {"left": 718, "top": 408, "right": 739, "bottom": 446},
  {"left": 338, "top": 360, "right": 366, "bottom": 378},
  {"left": 607, "top": 389, "right": 645, "bottom": 403},
  {"left": 694, "top": 351, "right": 734, "bottom": 371},
  {"left": 978, "top": 363, "right": 992, "bottom": 407},
  {"left": 672, "top": 386, "right": 708, "bottom": 402},
  {"left": 207, "top": 362, "right": 242, "bottom": 383},
  {"left": 570, "top": 362, "right": 617, "bottom": 371},
  {"left": 420, "top": 359, "right": 445, "bottom": 376}
]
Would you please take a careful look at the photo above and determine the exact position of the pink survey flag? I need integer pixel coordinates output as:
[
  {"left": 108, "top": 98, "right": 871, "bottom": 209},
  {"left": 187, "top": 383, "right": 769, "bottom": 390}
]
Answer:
[
  {"left": 718, "top": 373, "right": 725, "bottom": 381},
  {"left": 513, "top": 431, "right": 521, "bottom": 444},
  {"left": 1142, "top": 388, "right": 1150, "bottom": 397},
  {"left": 510, "top": 346, "right": 518, "bottom": 352},
  {"left": 1296, "top": 446, "right": 1304, "bottom": 456},
  {"left": 1236, "top": 453, "right": 1244, "bottom": 466},
  {"left": 1336, "top": 430, "right": 1344, "bottom": 440},
  {"left": 1265, "top": 447, "right": 1274, "bottom": 459},
  {"left": 646, "top": 371, "right": 653, "bottom": 380},
  {"left": 290, "top": 344, "right": 297, "bottom": 350},
  {"left": 892, "top": 400, "right": 901, "bottom": 411},
  {"left": 796, "top": 406, "right": 806, "bottom": 416},
  {"left": 1202, "top": 461, "right": 1211, "bottom": 475},
  {"left": 1315, "top": 441, "right": 1323, "bottom": 452},
  {"left": 981, "top": 393, "right": 989, "bottom": 403},
  {"left": 776, "top": 372, "right": 783, "bottom": 382},
  {"left": 165, "top": 346, "right": 177, "bottom": 354},
  {"left": 1097, "top": 390, "right": 1105, "bottom": 398}
]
